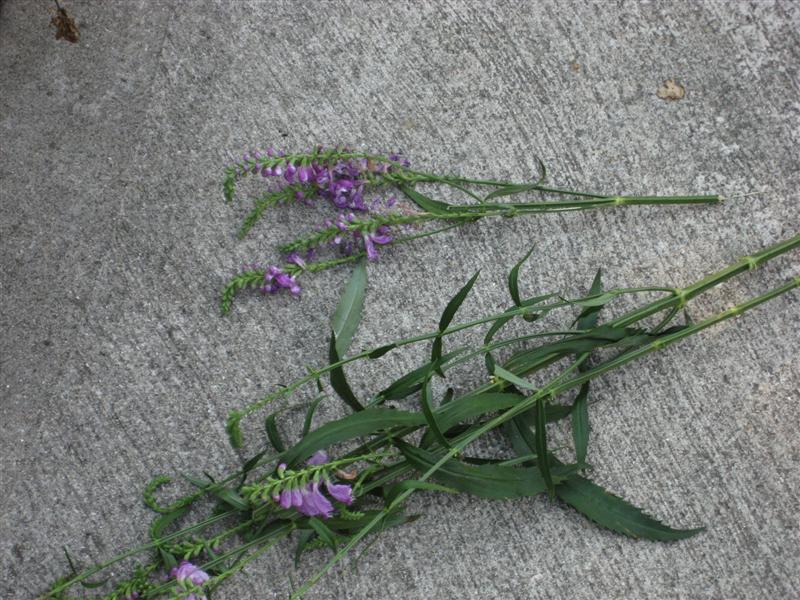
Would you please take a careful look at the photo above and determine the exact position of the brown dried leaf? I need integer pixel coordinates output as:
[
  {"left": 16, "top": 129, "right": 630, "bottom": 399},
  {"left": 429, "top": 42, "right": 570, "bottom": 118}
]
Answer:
[
  {"left": 51, "top": 5, "right": 80, "bottom": 43},
  {"left": 656, "top": 79, "right": 685, "bottom": 101}
]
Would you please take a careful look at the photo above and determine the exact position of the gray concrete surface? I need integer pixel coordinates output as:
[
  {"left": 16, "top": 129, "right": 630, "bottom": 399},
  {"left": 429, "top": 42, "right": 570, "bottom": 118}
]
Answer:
[{"left": 1, "top": 1, "right": 799, "bottom": 598}]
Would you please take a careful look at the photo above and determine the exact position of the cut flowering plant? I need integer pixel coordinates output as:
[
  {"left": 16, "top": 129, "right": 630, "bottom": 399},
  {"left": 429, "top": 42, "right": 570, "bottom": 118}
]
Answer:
[
  {"left": 219, "top": 145, "right": 721, "bottom": 313},
  {"left": 45, "top": 234, "right": 799, "bottom": 599}
]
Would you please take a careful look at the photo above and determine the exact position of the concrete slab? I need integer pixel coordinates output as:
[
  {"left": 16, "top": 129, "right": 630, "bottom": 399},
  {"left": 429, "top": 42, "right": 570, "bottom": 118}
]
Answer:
[{"left": 1, "top": 1, "right": 798, "bottom": 598}]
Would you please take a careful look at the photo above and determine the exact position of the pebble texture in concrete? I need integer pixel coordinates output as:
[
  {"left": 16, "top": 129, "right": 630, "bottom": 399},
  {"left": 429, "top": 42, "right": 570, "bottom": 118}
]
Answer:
[{"left": 1, "top": 1, "right": 798, "bottom": 599}]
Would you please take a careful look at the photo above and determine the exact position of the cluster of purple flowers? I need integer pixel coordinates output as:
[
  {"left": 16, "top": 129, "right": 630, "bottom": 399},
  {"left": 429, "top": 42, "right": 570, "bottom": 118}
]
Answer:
[
  {"left": 170, "top": 560, "right": 210, "bottom": 600},
  {"left": 236, "top": 147, "right": 409, "bottom": 214},
  {"left": 272, "top": 450, "right": 354, "bottom": 519},
  {"left": 262, "top": 264, "right": 301, "bottom": 296},
  {"left": 323, "top": 212, "right": 394, "bottom": 260}
]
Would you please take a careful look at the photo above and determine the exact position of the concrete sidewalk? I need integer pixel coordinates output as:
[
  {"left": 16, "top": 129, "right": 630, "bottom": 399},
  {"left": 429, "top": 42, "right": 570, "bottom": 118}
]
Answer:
[{"left": 1, "top": 1, "right": 798, "bottom": 598}]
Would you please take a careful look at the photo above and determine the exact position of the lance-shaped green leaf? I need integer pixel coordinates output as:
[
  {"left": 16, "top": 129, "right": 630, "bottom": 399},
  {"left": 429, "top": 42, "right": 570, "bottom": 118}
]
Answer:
[
  {"left": 308, "top": 517, "right": 339, "bottom": 550},
  {"left": 294, "top": 529, "right": 316, "bottom": 567},
  {"left": 302, "top": 395, "right": 325, "bottom": 437},
  {"left": 182, "top": 475, "right": 249, "bottom": 511},
  {"left": 377, "top": 348, "right": 467, "bottom": 401},
  {"left": 420, "top": 370, "right": 450, "bottom": 449},
  {"left": 502, "top": 325, "right": 651, "bottom": 375},
  {"left": 281, "top": 408, "right": 426, "bottom": 466},
  {"left": 556, "top": 475, "right": 704, "bottom": 541},
  {"left": 265, "top": 413, "right": 285, "bottom": 452},
  {"left": 535, "top": 396, "right": 554, "bottom": 496},
  {"left": 508, "top": 246, "right": 536, "bottom": 306},
  {"left": 397, "top": 441, "right": 573, "bottom": 499},
  {"left": 331, "top": 261, "right": 367, "bottom": 356},
  {"left": 571, "top": 268, "right": 603, "bottom": 465},
  {"left": 504, "top": 405, "right": 701, "bottom": 540},
  {"left": 398, "top": 184, "right": 453, "bottom": 215},
  {"left": 432, "top": 271, "right": 480, "bottom": 375},
  {"left": 325, "top": 509, "right": 419, "bottom": 532},
  {"left": 571, "top": 384, "right": 590, "bottom": 465},
  {"left": 482, "top": 157, "right": 547, "bottom": 201},
  {"left": 385, "top": 480, "right": 458, "bottom": 503},
  {"left": 329, "top": 331, "right": 364, "bottom": 413}
]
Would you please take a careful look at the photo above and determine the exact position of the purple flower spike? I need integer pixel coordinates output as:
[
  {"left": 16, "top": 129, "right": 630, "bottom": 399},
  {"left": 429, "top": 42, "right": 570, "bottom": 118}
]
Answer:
[
  {"left": 307, "top": 450, "right": 329, "bottom": 465},
  {"left": 325, "top": 480, "right": 354, "bottom": 505}
]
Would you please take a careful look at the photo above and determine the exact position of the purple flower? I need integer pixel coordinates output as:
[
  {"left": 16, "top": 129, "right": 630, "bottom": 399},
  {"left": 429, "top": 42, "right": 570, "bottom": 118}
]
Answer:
[
  {"left": 325, "top": 480, "right": 354, "bottom": 505},
  {"left": 172, "top": 561, "right": 210, "bottom": 586},
  {"left": 287, "top": 252, "right": 306, "bottom": 268},
  {"left": 272, "top": 449, "right": 355, "bottom": 519},
  {"left": 298, "top": 481, "right": 335, "bottom": 518},
  {"left": 263, "top": 266, "right": 302, "bottom": 297},
  {"left": 364, "top": 230, "right": 393, "bottom": 261},
  {"left": 171, "top": 561, "right": 210, "bottom": 600},
  {"left": 307, "top": 450, "right": 329, "bottom": 465}
]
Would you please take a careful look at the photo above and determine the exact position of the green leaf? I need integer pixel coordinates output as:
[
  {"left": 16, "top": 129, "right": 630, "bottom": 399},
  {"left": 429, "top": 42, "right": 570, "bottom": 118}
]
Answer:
[
  {"left": 576, "top": 269, "right": 604, "bottom": 330},
  {"left": 419, "top": 372, "right": 449, "bottom": 449},
  {"left": 482, "top": 157, "right": 547, "bottom": 202},
  {"left": 368, "top": 343, "right": 396, "bottom": 359},
  {"left": 535, "top": 397, "right": 554, "bottom": 496},
  {"left": 302, "top": 395, "right": 325, "bottom": 437},
  {"left": 508, "top": 246, "right": 536, "bottom": 306},
  {"left": 398, "top": 184, "right": 453, "bottom": 215},
  {"left": 385, "top": 480, "right": 458, "bottom": 503},
  {"left": 556, "top": 475, "right": 704, "bottom": 541},
  {"left": 493, "top": 365, "right": 537, "bottom": 390},
  {"left": 326, "top": 509, "right": 418, "bottom": 531},
  {"left": 502, "top": 325, "right": 650, "bottom": 376},
  {"left": 567, "top": 292, "right": 617, "bottom": 308},
  {"left": 377, "top": 348, "right": 466, "bottom": 401},
  {"left": 265, "top": 414, "right": 285, "bottom": 452},
  {"left": 281, "top": 408, "right": 425, "bottom": 467},
  {"left": 227, "top": 414, "right": 244, "bottom": 449},
  {"left": 294, "top": 529, "right": 316, "bottom": 567},
  {"left": 238, "top": 449, "right": 268, "bottom": 489},
  {"left": 150, "top": 506, "right": 190, "bottom": 541},
  {"left": 329, "top": 332, "right": 365, "bottom": 413},
  {"left": 397, "top": 441, "right": 573, "bottom": 499},
  {"left": 183, "top": 475, "right": 249, "bottom": 511},
  {"left": 308, "top": 517, "right": 339, "bottom": 550},
  {"left": 435, "top": 391, "right": 522, "bottom": 431},
  {"left": 331, "top": 261, "right": 367, "bottom": 356},
  {"left": 432, "top": 271, "right": 480, "bottom": 374},
  {"left": 571, "top": 383, "right": 590, "bottom": 465}
]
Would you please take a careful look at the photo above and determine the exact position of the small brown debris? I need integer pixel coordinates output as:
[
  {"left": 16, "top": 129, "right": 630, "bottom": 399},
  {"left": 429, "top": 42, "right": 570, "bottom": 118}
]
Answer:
[
  {"left": 657, "top": 79, "right": 685, "bottom": 101},
  {"left": 570, "top": 62, "right": 580, "bottom": 72},
  {"left": 334, "top": 469, "right": 358, "bottom": 481},
  {"left": 51, "top": 1, "right": 80, "bottom": 43}
]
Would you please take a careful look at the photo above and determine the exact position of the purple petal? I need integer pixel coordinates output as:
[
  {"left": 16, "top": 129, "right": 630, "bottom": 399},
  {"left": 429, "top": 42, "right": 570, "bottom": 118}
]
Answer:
[
  {"left": 364, "top": 236, "right": 378, "bottom": 261},
  {"left": 307, "top": 450, "right": 329, "bottom": 465},
  {"left": 325, "top": 480, "right": 354, "bottom": 505},
  {"left": 304, "top": 482, "right": 334, "bottom": 518},
  {"left": 291, "top": 488, "right": 304, "bottom": 507},
  {"left": 370, "top": 234, "right": 393, "bottom": 245},
  {"left": 279, "top": 489, "right": 292, "bottom": 509}
]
